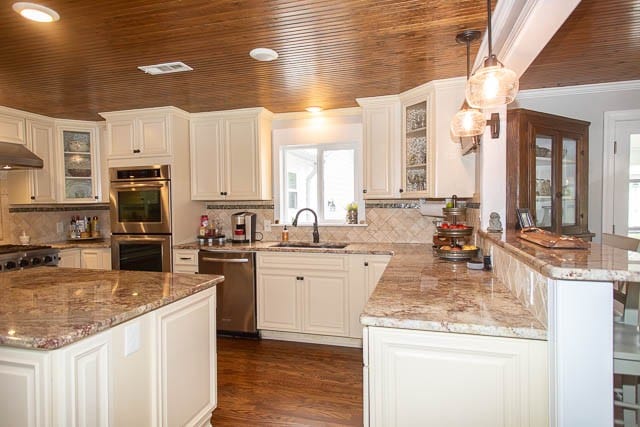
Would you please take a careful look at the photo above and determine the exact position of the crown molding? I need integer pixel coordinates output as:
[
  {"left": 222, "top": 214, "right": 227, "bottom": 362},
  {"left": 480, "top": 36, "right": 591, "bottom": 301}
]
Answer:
[
  {"left": 517, "top": 80, "right": 640, "bottom": 100},
  {"left": 356, "top": 94, "right": 400, "bottom": 107},
  {"left": 0, "top": 104, "right": 54, "bottom": 123},
  {"left": 272, "top": 107, "right": 361, "bottom": 121}
]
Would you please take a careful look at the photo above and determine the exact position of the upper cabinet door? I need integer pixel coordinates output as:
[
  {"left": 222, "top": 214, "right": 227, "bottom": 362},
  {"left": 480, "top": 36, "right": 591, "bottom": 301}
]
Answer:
[
  {"left": 190, "top": 118, "right": 225, "bottom": 200},
  {"left": 224, "top": 116, "right": 260, "bottom": 200},
  {"left": 107, "top": 119, "right": 135, "bottom": 158},
  {"left": 29, "top": 121, "right": 57, "bottom": 203},
  {"left": 0, "top": 113, "right": 26, "bottom": 144},
  {"left": 58, "top": 126, "right": 100, "bottom": 203},
  {"left": 361, "top": 102, "right": 401, "bottom": 199},
  {"left": 401, "top": 99, "right": 432, "bottom": 197},
  {"left": 137, "top": 116, "right": 169, "bottom": 156}
]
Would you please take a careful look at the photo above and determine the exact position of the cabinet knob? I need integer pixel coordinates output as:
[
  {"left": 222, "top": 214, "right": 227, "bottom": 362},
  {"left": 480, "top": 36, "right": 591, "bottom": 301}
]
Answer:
[
  {"left": 399, "top": 188, "right": 404, "bottom": 193},
  {"left": 296, "top": 276, "right": 304, "bottom": 281},
  {"left": 555, "top": 191, "right": 562, "bottom": 198},
  {"left": 30, "top": 196, "right": 35, "bottom": 200},
  {"left": 364, "top": 262, "right": 369, "bottom": 267},
  {"left": 133, "top": 149, "right": 141, "bottom": 154},
  {"left": 363, "top": 189, "right": 367, "bottom": 194},
  {"left": 94, "top": 195, "right": 99, "bottom": 200}
]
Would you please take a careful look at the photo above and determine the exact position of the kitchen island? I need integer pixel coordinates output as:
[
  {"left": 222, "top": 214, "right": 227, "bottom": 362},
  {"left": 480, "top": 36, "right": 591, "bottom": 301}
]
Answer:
[{"left": 0, "top": 267, "right": 223, "bottom": 427}]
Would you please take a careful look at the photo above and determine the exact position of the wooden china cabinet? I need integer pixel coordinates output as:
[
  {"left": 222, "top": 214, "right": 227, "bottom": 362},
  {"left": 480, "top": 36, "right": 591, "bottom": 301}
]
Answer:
[{"left": 506, "top": 109, "right": 593, "bottom": 240}]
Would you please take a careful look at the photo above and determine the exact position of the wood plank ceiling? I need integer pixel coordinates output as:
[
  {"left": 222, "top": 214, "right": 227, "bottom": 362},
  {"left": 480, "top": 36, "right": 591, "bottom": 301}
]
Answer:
[
  {"left": 0, "top": 0, "right": 488, "bottom": 120},
  {"left": 520, "top": 0, "right": 640, "bottom": 90},
  {"left": 0, "top": 0, "right": 637, "bottom": 121}
]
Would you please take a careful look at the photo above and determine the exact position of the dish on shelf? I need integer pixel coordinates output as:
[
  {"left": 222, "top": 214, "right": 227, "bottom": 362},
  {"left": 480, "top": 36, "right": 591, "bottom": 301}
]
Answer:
[
  {"left": 535, "top": 179, "right": 551, "bottom": 196},
  {"left": 535, "top": 145, "right": 551, "bottom": 157},
  {"left": 65, "top": 180, "right": 92, "bottom": 199},
  {"left": 64, "top": 139, "right": 90, "bottom": 153},
  {"left": 67, "top": 168, "right": 91, "bottom": 177}
]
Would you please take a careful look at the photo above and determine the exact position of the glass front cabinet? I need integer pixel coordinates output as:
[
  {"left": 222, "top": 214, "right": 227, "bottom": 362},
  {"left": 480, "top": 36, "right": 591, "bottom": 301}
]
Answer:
[
  {"left": 57, "top": 125, "right": 100, "bottom": 203},
  {"left": 506, "top": 109, "right": 592, "bottom": 239},
  {"left": 401, "top": 97, "right": 432, "bottom": 197}
]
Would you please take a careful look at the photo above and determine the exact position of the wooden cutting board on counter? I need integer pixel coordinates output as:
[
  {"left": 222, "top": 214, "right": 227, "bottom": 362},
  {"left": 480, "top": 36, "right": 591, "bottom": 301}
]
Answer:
[{"left": 518, "top": 228, "right": 589, "bottom": 249}]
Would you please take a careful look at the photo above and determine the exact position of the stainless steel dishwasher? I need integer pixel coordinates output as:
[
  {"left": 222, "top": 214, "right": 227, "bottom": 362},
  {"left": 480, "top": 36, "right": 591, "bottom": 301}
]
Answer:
[{"left": 198, "top": 250, "right": 258, "bottom": 337}]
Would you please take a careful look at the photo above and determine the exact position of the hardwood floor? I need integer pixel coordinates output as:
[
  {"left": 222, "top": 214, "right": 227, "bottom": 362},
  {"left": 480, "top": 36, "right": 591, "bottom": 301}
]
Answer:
[{"left": 211, "top": 337, "right": 363, "bottom": 426}]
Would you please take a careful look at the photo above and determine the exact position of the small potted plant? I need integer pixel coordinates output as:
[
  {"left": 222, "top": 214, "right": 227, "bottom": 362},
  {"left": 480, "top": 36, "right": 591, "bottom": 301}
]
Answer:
[{"left": 346, "top": 202, "right": 358, "bottom": 224}]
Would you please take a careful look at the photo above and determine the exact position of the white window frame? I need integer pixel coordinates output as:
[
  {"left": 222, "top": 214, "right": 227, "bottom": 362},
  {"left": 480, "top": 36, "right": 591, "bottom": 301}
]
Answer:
[{"left": 275, "top": 141, "right": 364, "bottom": 225}]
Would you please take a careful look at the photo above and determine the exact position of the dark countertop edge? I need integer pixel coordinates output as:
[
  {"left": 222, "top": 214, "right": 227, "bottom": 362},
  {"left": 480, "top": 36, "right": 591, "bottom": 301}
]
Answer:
[
  {"left": 479, "top": 230, "right": 640, "bottom": 282},
  {"left": 1, "top": 276, "right": 222, "bottom": 351}
]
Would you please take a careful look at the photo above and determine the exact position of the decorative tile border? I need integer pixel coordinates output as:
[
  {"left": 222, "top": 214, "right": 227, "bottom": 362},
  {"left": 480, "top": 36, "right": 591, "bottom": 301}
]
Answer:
[
  {"left": 204, "top": 203, "right": 275, "bottom": 210},
  {"left": 466, "top": 202, "right": 480, "bottom": 209},
  {"left": 365, "top": 197, "right": 474, "bottom": 209},
  {"left": 10, "top": 204, "right": 110, "bottom": 213}
]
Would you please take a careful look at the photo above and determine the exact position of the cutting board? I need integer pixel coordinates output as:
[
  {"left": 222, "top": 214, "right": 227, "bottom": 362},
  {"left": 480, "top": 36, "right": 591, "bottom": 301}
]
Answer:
[{"left": 518, "top": 228, "right": 589, "bottom": 249}]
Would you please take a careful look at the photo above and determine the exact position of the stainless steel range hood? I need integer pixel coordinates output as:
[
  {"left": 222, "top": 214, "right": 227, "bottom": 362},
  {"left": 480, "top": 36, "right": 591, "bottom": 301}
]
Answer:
[{"left": 0, "top": 141, "right": 43, "bottom": 169}]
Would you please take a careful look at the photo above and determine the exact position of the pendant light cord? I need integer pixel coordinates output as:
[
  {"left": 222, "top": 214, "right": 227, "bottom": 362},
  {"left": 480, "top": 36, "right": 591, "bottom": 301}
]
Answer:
[
  {"left": 466, "top": 38, "right": 471, "bottom": 79},
  {"left": 486, "top": 0, "right": 493, "bottom": 57}
]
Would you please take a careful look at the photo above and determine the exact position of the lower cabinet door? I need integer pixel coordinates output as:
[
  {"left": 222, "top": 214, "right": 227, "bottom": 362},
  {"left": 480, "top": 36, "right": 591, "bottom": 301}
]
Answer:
[
  {"left": 302, "top": 273, "right": 349, "bottom": 336},
  {"left": 368, "top": 327, "right": 548, "bottom": 427},
  {"left": 257, "top": 272, "right": 300, "bottom": 331}
]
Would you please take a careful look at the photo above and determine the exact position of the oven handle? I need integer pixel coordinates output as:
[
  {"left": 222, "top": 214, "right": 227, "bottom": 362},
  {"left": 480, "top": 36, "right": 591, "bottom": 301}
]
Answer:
[
  {"left": 115, "top": 237, "right": 169, "bottom": 243},
  {"left": 111, "top": 182, "right": 165, "bottom": 189},
  {"left": 200, "top": 257, "right": 249, "bottom": 263}
]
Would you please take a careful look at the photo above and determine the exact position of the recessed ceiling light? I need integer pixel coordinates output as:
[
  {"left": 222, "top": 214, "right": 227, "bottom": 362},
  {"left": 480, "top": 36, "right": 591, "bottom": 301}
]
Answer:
[
  {"left": 249, "top": 48, "right": 278, "bottom": 62},
  {"left": 12, "top": 2, "right": 60, "bottom": 22},
  {"left": 306, "top": 106, "right": 323, "bottom": 113},
  {"left": 138, "top": 61, "right": 193, "bottom": 75}
]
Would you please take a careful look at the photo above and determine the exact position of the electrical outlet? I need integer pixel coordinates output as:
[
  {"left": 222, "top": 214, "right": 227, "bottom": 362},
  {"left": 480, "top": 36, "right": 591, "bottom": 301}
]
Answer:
[
  {"left": 124, "top": 322, "right": 140, "bottom": 357},
  {"left": 56, "top": 222, "right": 64, "bottom": 233},
  {"left": 264, "top": 219, "right": 272, "bottom": 232}
]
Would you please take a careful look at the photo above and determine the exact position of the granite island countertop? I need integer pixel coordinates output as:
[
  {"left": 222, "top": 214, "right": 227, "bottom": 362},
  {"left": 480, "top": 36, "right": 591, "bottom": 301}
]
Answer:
[
  {"left": 359, "top": 244, "right": 547, "bottom": 340},
  {"left": 175, "top": 240, "right": 546, "bottom": 340},
  {"left": 0, "top": 268, "right": 223, "bottom": 350},
  {"left": 480, "top": 230, "right": 640, "bottom": 282},
  {"left": 50, "top": 239, "right": 111, "bottom": 249}
]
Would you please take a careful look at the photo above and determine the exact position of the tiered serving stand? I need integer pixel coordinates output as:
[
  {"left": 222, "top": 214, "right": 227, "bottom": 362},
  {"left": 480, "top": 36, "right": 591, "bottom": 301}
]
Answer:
[{"left": 434, "top": 199, "right": 479, "bottom": 261}]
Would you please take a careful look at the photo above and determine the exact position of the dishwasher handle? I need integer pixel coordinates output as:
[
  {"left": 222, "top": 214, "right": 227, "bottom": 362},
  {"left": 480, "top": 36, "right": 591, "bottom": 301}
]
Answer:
[{"left": 200, "top": 257, "right": 249, "bottom": 264}]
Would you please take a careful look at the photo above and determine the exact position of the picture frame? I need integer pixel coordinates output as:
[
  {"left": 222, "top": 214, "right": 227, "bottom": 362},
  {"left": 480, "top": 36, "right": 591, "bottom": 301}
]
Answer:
[{"left": 516, "top": 208, "right": 535, "bottom": 230}]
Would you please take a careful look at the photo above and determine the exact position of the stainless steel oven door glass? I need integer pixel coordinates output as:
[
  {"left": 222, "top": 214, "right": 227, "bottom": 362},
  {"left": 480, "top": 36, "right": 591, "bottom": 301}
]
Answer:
[
  {"left": 111, "top": 234, "right": 171, "bottom": 272},
  {"left": 109, "top": 165, "right": 171, "bottom": 234}
]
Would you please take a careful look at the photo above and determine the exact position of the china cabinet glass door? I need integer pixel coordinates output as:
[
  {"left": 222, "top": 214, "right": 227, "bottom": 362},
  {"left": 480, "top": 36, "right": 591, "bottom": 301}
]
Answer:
[
  {"left": 534, "top": 135, "right": 553, "bottom": 228},
  {"left": 403, "top": 101, "right": 429, "bottom": 195},
  {"left": 561, "top": 137, "right": 577, "bottom": 227},
  {"left": 62, "top": 130, "right": 96, "bottom": 201}
]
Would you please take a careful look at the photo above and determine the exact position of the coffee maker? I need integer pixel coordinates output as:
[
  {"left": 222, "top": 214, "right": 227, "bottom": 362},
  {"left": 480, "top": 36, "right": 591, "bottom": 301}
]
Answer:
[{"left": 231, "top": 212, "right": 257, "bottom": 242}]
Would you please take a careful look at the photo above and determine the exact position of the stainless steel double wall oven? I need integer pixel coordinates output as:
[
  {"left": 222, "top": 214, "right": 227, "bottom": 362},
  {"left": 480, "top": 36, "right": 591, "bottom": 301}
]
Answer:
[{"left": 110, "top": 165, "right": 172, "bottom": 272}]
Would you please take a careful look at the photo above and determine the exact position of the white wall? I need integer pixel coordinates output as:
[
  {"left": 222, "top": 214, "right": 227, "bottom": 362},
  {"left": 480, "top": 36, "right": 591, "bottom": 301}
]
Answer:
[{"left": 513, "top": 81, "right": 640, "bottom": 240}]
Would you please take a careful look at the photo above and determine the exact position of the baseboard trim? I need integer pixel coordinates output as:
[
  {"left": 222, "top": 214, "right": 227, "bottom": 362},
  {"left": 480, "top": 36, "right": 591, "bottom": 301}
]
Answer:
[{"left": 259, "top": 330, "right": 363, "bottom": 348}]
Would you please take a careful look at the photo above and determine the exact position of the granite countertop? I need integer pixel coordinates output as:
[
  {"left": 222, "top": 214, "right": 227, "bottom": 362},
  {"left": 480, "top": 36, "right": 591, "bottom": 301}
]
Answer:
[
  {"left": 481, "top": 230, "right": 640, "bottom": 282},
  {"left": 174, "top": 240, "right": 396, "bottom": 255},
  {"left": 360, "top": 244, "right": 547, "bottom": 340},
  {"left": 176, "top": 240, "right": 545, "bottom": 340},
  {"left": 50, "top": 239, "right": 111, "bottom": 249},
  {"left": 0, "top": 268, "right": 222, "bottom": 350}
]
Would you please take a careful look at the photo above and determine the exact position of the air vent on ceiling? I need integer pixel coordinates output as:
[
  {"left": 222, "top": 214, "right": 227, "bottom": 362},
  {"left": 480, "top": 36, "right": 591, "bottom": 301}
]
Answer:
[{"left": 137, "top": 61, "right": 193, "bottom": 75}]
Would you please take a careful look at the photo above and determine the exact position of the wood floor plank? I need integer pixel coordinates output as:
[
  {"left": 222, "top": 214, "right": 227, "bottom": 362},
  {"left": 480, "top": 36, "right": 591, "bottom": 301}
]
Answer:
[{"left": 211, "top": 337, "right": 363, "bottom": 426}]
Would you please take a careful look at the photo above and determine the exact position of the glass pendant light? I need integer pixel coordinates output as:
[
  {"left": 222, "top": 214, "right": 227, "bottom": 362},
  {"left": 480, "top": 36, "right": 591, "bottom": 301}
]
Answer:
[
  {"left": 451, "top": 30, "right": 485, "bottom": 138},
  {"left": 466, "top": 0, "right": 519, "bottom": 109}
]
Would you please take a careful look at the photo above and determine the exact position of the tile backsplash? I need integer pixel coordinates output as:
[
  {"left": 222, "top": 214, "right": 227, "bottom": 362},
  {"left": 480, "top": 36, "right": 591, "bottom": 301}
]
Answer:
[{"left": 205, "top": 202, "right": 439, "bottom": 244}]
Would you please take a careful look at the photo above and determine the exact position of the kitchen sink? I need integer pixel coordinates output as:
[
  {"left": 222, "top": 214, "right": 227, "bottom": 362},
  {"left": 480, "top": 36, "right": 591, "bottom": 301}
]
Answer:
[{"left": 270, "top": 242, "right": 349, "bottom": 249}]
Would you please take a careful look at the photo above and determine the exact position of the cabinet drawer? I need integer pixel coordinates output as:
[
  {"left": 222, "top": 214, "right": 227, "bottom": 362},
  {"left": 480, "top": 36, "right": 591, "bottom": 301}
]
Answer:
[
  {"left": 173, "top": 250, "right": 198, "bottom": 266},
  {"left": 258, "top": 252, "right": 347, "bottom": 271}
]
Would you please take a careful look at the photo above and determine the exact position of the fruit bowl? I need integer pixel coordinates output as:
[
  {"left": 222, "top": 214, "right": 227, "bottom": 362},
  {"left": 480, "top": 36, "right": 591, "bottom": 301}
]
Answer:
[{"left": 436, "top": 246, "right": 479, "bottom": 261}]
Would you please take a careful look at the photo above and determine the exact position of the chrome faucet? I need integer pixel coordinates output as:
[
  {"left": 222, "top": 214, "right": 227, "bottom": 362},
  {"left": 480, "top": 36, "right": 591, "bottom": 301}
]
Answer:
[{"left": 292, "top": 208, "right": 320, "bottom": 243}]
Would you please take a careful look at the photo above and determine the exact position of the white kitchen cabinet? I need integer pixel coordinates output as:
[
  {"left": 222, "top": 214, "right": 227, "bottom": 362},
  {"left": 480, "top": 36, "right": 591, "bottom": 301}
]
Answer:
[
  {"left": 257, "top": 252, "right": 349, "bottom": 337},
  {"left": 348, "top": 254, "right": 391, "bottom": 339},
  {"left": 357, "top": 96, "right": 401, "bottom": 199},
  {"left": 7, "top": 119, "right": 57, "bottom": 204},
  {"left": 102, "top": 109, "right": 175, "bottom": 160},
  {"left": 0, "top": 287, "right": 217, "bottom": 427},
  {"left": 172, "top": 249, "right": 198, "bottom": 273},
  {"left": 190, "top": 107, "right": 273, "bottom": 200},
  {"left": 0, "top": 111, "right": 26, "bottom": 144},
  {"left": 58, "top": 248, "right": 81, "bottom": 268},
  {"left": 56, "top": 122, "right": 101, "bottom": 203},
  {"left": 81, "top": 248, "right": 111, "bottom": 270},
  {"left": 364, "top": 326, "right": 548, "bottom": 427}
]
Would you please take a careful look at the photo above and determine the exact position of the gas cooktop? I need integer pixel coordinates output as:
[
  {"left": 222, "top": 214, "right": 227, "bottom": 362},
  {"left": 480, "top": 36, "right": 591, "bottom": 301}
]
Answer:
[{"left": 0, "top": 245, "right": 59, "bottom": 271}]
